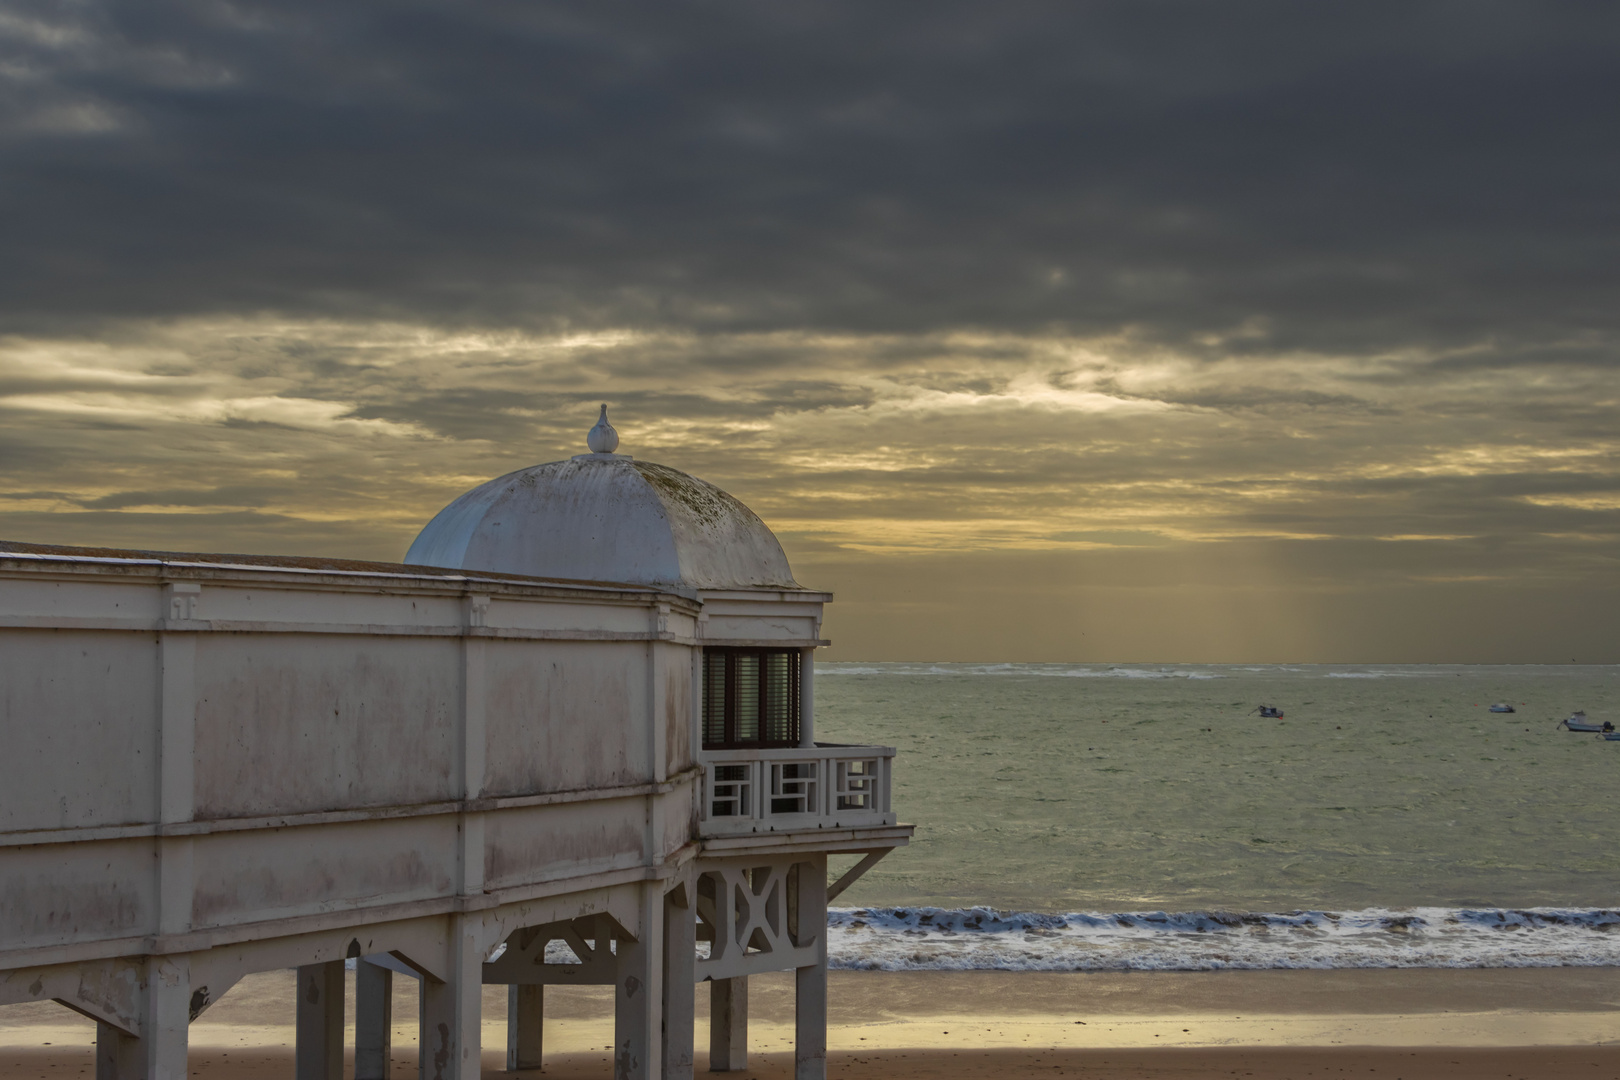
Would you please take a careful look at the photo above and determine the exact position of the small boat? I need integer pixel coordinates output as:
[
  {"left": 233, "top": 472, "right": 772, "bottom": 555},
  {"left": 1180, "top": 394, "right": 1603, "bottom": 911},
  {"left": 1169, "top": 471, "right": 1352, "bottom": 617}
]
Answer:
[
  {"left": 1250, "top": 705, "right": 1284, "bottom": 719},
  {"left": 1488, "top": 703, "right": 1516, "bottom": 714},
  {"left": 1603, "top": 731, "right": 1620, "bottom": 742},
  {"left": 1560, "top": 711, "right": 1608, "bottom": 732}
]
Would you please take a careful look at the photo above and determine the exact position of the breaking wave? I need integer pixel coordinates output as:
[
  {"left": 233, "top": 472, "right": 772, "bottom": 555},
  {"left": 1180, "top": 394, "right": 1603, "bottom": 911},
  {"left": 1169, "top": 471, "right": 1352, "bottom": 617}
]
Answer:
[
  {"left": 818, "top": 662, "right": 1620, "bottom": 681},
  {"left": 826, "top": 906, "right": 1620, "bottom": 971},
  {"left": 819, "top": 663, "right": 1222, "bottom": 679}
]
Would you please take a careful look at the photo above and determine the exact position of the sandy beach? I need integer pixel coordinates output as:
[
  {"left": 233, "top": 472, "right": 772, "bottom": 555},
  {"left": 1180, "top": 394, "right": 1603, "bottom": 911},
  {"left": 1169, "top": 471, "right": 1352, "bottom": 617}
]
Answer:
[{"left": 7, "top": 967, "right": 1620, "bottom": 1078}]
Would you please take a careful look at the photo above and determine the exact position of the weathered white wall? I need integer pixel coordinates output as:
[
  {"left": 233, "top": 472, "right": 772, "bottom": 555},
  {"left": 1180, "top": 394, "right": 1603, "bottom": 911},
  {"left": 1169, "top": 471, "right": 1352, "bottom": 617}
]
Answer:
[
  {"left": 193, "top": 635, "right": 462, "bottom": 817},
  {"left": 483, "top": 640, "right": 648, "bottom": 796},
  {"left": 0, "top": 629, "right": 160, "bottom": 833},
  {"left": 0, "top": 553, "right": 709, "bottom": 960},
  {"left": 0, "top": 535, "right": 927, "bottom": 1080}
]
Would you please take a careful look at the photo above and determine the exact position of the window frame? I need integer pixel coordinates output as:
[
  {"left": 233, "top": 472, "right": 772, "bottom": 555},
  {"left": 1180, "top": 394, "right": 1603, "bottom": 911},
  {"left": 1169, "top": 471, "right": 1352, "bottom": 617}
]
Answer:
[{"left": 701, "top": 646, "right": 801, "bottom": 750}]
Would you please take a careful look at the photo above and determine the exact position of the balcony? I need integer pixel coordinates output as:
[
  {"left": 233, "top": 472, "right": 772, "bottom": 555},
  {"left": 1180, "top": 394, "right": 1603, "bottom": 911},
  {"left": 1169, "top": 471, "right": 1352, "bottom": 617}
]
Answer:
[{"left": 698, "top": 742, "right": 897, "bottom": 837}]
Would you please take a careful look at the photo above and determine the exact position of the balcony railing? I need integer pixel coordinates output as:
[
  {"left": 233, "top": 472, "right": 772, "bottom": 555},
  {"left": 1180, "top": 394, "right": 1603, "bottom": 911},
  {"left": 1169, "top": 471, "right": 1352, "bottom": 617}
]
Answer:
[{"left": 699, "top": 742, "right": 896, "bottom": 836}]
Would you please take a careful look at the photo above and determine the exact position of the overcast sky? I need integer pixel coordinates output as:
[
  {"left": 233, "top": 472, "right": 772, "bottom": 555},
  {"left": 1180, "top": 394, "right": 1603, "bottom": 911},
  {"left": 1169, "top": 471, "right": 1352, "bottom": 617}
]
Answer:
[{"left": 2, "top": 2, "right": 1617, "bottom": 661}]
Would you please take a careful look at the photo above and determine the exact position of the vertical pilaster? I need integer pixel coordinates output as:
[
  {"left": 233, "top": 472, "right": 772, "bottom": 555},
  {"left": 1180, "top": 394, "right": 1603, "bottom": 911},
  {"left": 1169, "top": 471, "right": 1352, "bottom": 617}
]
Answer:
[
  {"left": 461, "top": 596, "right": 489, "bottom": 799},
  {"left": 646, "top": 637, "right": 668, "bottom": 868},
  {"left": 662, "top": 883, "right": 695, "bottom": 1080},
  {"left": 506, "top": 985, "right": 543, "bottom": 1071},
  {"left": 798, "top": 647, "right": 815, "bottom": 748},
  {"left": 157, "top": 583, "right": 199, "bottom": 941},
  {"left": 794, "top": 857, "right": 828, "bottom": 1080},
  {"left": 692, "top": 615, "right": 707, "bottom": 767},
  {"left": 356, "top": 959, "right": 393, "bottom": 1080},
  {"left": 419, "top": 917, "right": 484, "bottom": 1080},
  {"left": 615, "top": 882, "right": 664, "bottom": 1080},
  {"left": 707, "top": 978, "right": 747, "bottom": 1072},
  {"left": 460, "top": 598, "right": 488, "bottom": 901},
  {"left": 651, "top": 607, "right": 670, "bottom": 782},
  {"left": 295, "top": 961, "right": 344, "bottom": 1080}
]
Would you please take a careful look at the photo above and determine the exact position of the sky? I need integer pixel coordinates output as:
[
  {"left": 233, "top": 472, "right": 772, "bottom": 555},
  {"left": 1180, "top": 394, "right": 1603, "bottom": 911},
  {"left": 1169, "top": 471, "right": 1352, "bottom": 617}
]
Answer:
[{"left": 1, "top": 2, "right": 1617, "bottom": 662}]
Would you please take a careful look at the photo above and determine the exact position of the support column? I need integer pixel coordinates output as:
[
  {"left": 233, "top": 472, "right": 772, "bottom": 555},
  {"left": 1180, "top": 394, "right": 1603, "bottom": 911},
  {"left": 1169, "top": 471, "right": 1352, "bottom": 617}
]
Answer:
[
  {"left": 355, "top": 959, "right": 393, "bottom": 1080},
  {"left": 615, "top": 882, "right": 664, "bottom": 1080},
  {"left": 96, "top": 1021, "right": 141, "bottom": 1080},
  {"left": 707, "top": 978, "right": 747, "bottom": 1073},
  {"left": 97, "top": 957, "right": 190, "bottom": 1080},
  {"left": 794, "top": 858, "right": 828, "bottom": 1080},
  {"left": 296, "top": 961, "right": 344, "bottom": 1080},
  {"left": 506, "top": 985, "right": 543, "bottom": 1072},
  {"left": 420, "top": 917, "right": 484, "bottom": 1080},
  {"left": 662, "top": 884, "right": 695, "bottom": 1080}
]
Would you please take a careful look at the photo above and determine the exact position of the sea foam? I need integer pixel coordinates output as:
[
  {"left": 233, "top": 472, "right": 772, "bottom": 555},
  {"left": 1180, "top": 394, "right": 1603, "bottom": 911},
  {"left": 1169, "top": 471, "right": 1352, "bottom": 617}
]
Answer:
[{"left": 827, "top": 906, "right": 1620, "bottom": 971}]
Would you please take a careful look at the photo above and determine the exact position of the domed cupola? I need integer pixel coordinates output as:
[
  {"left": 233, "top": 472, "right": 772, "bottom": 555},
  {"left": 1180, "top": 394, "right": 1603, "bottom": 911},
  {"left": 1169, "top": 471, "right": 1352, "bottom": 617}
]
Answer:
[{"left": 404, "top": 406, "right": 800, "bottom": 591}]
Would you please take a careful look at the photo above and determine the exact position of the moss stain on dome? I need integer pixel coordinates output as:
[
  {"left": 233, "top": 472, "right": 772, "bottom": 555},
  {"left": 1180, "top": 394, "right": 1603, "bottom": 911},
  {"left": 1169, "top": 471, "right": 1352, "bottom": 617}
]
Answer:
[{"left": 632, "top": 461, "right": 756, "bottom": 531}]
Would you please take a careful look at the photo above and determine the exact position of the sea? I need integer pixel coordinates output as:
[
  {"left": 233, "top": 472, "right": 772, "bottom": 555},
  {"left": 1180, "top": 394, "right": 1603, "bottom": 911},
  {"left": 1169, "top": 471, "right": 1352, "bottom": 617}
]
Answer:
[{"left": 810, "top": 662, "right": 1620, "bottom": 973}]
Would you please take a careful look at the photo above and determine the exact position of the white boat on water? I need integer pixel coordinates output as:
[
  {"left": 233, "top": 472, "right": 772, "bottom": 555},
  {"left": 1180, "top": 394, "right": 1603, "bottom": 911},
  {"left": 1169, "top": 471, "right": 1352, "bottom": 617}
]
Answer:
[
  {"left": 1250, "top": 705, "right": 1284, "bottom": 719},
  {"left": 1560, "top": 711, "right": 1610, "bottom": 733},
  {"left": 1489, "top": 703, "right": 1516, "bottom": 714}
]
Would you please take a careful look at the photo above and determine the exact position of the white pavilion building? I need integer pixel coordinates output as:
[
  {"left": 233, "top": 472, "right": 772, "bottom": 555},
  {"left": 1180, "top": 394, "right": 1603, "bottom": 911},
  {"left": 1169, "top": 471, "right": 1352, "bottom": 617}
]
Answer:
[{"left": 0, "top": 408, "right": 912, "bottom": 1080}]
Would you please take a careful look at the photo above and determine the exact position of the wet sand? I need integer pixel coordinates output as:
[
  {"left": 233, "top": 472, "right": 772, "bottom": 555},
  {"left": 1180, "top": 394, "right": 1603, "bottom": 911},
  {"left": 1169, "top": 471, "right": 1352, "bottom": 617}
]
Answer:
[{"left": 6, "top": 967, "right": 1620, "bottom": 1078}]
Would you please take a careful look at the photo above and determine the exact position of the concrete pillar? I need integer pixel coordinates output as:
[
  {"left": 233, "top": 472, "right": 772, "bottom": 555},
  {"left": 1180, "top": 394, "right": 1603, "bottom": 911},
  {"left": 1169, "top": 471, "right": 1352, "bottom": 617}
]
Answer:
[
  {"left": 662, "top": 884, "right": 695, "bottom": 1080},
  {"left": 615, "top": 882, "right": 664, "bottom": 1080},
  {"left": 296, "top": 961, "right": 344, "bottom": 1080},
  {"left": 420, "top": 918, "right": 485, "bottom": 1080},
  {"left": 794, "top": 859, "right": 828, "bottom": 1080},
  {"left": 100, "top": 957, "right": 192, "bottom": 1080},
  {"left": 798, "top": 647, "right": 815, "bottom": 748},
  {"left": 707, "top": 978, "right": 747, "bottom": 1073},
  {"left": 96, "top": 1021, "right": 141, "bottom": 1080},
  {"left": 506, "top": 985, "right": 543, "bottom": 1071},
  {"left": 355, "top": 959, "right": 393, "bottom": 1080}
]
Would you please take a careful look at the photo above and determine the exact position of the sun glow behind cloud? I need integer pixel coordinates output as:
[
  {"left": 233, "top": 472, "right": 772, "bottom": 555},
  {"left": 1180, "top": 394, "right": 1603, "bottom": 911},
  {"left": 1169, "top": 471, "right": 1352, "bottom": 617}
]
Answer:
[{"left": 3, "top": 319, "right": 1616, "bottom": 598}]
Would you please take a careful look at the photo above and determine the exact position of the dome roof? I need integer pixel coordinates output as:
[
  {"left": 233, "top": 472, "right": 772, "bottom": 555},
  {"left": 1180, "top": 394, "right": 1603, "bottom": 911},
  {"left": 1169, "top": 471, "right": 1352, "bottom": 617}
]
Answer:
[{"left": 404, "top": 411, "right": 799, "bottom": 591}]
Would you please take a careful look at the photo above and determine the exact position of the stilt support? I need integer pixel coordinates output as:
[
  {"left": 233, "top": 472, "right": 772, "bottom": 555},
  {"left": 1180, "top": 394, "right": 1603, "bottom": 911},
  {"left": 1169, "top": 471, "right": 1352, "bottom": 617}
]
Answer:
[
  {"left": 708, "top": 977, "right": 747, "bottom": 1072},
  {"left": 794, "top": 858, "right": 828, "bottom": 1080},
  {"left": 615, "top": 881, "right": 663, "bottom": 1080},
  {"left": 296, "top": 960, "right": 344, "bottom": 1080},
  {"left": 507, "top": 984, "right": 543, "bottom": 1071},
  {"left": 356, "top": 959, "right": 393, "bottom": 1080},
  {"left": 663, "top": 883, "right": 695, "bottom": 1080},
  {"left": 95, "top": 957, "right": 191, "bottom": 1080},
  {"left": 419, "top": 918, "right": 485, "bottom": 1080}
]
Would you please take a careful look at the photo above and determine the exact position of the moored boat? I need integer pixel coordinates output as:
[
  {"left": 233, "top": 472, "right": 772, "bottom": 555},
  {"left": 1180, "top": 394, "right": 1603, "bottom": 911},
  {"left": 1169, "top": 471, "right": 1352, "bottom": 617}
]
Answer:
[
  {"left": 1488, "top": 703, "right": 1516, "bottom": 714},
  {"left": 1250, "top": 705, "right": 1284, "bottom": 719},
  {"left": 1560, "top": 711, "right": 1608, "bottom": 732}
]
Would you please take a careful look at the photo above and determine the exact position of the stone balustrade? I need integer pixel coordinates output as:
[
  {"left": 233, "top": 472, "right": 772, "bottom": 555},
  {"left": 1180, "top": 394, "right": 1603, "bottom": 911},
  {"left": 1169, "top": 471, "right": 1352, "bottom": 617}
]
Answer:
[{"left": 699, "top": 743, "right": 896, "bottom": 836}]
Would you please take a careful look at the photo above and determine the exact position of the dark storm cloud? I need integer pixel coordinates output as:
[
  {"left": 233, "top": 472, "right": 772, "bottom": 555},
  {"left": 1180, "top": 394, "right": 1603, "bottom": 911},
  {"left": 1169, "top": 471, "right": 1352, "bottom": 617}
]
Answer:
[
  {"left": 4, "top": 1, "right": 1620, "bottom": 661},
  {"left": 3, "top": 0, "right": 1619, "bottom": 358}
]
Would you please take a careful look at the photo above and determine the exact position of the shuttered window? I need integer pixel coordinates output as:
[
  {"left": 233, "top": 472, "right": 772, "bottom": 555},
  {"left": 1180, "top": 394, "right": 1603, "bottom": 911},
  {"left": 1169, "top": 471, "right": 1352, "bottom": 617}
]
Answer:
[{"left": 700, "top": 648, "right": 801, "bottom": 748}]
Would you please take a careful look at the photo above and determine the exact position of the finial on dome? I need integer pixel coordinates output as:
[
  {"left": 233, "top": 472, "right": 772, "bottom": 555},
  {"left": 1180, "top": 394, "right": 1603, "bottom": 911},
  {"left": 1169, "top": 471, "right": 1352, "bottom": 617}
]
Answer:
[{"left": 586, "top": 404, "right": 620, "bottom": 454}]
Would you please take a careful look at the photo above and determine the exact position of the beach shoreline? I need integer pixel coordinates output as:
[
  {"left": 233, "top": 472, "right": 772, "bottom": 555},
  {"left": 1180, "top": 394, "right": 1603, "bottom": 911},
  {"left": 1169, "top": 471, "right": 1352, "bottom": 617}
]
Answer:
[{"left": 7, "top": 967, "right": 1620, "bottom": 1078}]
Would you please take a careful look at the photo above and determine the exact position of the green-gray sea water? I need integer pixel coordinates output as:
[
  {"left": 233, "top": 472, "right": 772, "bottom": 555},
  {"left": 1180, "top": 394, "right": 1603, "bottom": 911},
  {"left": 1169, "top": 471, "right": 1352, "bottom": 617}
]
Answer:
[{"left": 815, "top": 663, "right": 1620, "bottom": 913}]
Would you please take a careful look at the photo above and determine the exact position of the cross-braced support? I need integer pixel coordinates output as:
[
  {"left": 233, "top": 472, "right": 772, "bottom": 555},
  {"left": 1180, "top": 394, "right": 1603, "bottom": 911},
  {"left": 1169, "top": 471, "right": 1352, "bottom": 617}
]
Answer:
[{"left": 693, "top": 856, "right": 828, "bottom": 1078}]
